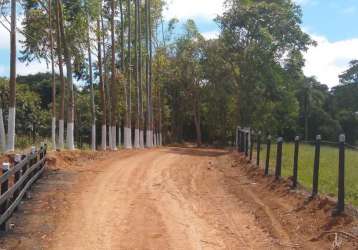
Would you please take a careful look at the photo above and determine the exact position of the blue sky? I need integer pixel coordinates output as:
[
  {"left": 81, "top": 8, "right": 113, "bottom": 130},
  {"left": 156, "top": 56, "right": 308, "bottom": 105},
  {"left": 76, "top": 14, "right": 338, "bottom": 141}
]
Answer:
[
  {"left": 300, "top": 0, "right": 358, "bottom": 42},
  {"left": 0, "top": 0, "right": 358, "bottom": 87}
]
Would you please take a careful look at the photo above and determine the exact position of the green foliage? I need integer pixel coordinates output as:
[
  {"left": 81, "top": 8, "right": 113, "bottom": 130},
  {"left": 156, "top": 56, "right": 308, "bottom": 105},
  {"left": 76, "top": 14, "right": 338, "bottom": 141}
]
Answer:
[{"left": 0, "top": 77, "right": 51, "bottom": 141}]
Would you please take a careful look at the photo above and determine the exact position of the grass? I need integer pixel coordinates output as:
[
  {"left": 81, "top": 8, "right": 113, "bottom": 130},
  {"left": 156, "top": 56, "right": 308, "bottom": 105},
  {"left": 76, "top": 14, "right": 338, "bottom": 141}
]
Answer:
[{"left": 252, "top": 142, "right": 358, "bottom": 206}]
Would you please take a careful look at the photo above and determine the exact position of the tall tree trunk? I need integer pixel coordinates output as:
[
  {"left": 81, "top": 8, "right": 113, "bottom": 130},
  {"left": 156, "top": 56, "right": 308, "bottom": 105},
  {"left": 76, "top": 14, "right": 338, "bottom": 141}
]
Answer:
[
  {"left": 148, "top": 0, "right": 154, "bottom": 146},
  {"left": 0, "top": 107, "right": 6, "bottom": 152},
  {"left": 138, "top": 0, "right": 144, "bottom": 148},
  {"left": 55, "top": 0, "right": 66, "bottom": 149},
  {"left": 145, "top": 0, "right": 151, "bottom": 147},
  {"left": 49, "top": 0, "right": 57, "bottom": 150},
  {"left": 102, "top": 13, "right": 112, "bottom": 150},
  {"left": 58, "top": 0, "right": 75, "bottom": 150},
  {"left": 97, "top": 19, "right": 107, "bottom": 150},
  {"left": 124, "top": 0, "right": 132, "bottom": 149},
  {"left": 87, "top": 17, "right": 96, "bottom": 151},
  {"left": 134, "top": 0, "right": 140, "bottom": 148},
  {"left": 7, "top": 0, "right": 16, "bottom": 152},
  {"left": 158, "top": 85, "right": 162, "bottom": 146},
  {"left": 119, "top": 0, "right": 125, "bottom": 148},
  {"left": 110, "top": 0, "right": 118, "bottom": 150}
]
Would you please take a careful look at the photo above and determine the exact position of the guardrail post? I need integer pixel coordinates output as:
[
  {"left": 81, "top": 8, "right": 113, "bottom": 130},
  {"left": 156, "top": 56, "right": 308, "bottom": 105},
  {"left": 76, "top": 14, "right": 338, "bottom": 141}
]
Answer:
[
  {"left": 333, "top": 134, "right": 346, "bottom": 216},
  {"left": 0, "top": 162, "right": 10, "bottom": 231},
  {"left": 265, "top": 135, "right": 271, "bottom": 176},
  {"left": 249, "top": 132, "right": 254, "bottom": 162},
  {"left": 275, "top": 137, "right": 283, "bottom": 180},
  {"left": 256, "top": 132, "right": 261, "bottom": 167},
  {"left": 245, "top": 132, "right": 249, "bottom": 157},
  {"left": 311, "top": 135, "right": 321, "bottom": 197},
  {"left": 292, "top": 136, "right": 300, "bottom": 189}
]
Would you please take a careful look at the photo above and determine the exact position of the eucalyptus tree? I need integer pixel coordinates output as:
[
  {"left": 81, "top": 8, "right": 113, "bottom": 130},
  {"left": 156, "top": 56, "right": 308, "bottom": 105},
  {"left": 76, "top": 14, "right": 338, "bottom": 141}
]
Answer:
[
  {"left": 119, "top": 0, "right": 125, "bottom": 148},
  {"left": 97, "top": 18, "right": 107, "bottom": 150},
  {"left": 123, "top": 0, "right": 132, "bottom": 149},
  {"left": 21, "top": 0, "right": 60, "bottom": 149},
  {"left": 139, "top": 0, "right": 144, "bottom": 148},
  {"left": 87, "top": 16, "right": 96, "bottom": 151},
  {"left": 101, "top": 12, "right": 112, "bottom": 149},
  {"left": 110, "top": 0, "right": 118, "bottom": 150},
  {"left": 0, "top": 0, "right": 10, "bottom": 151},
  {"left": 48, "top": 0, "right": 57, "bottom": 150},
  {"left": 133, "top": 0, "right": 140, "bottom": 148},
  {"left": 7, "top": 0, "right": 16, "bottom": 151},
  {"left": 54, "top": 0, "right": 66, "bottom": 149},
  {"left": 145, "top": 0, "right": 152, "bottom": 147}
]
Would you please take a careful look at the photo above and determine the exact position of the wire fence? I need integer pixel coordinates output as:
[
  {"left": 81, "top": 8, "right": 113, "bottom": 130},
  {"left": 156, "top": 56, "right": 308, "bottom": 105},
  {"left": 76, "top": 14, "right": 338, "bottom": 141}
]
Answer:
[{"left": 235, "top": 127, "right": 358, "bottom": 215}]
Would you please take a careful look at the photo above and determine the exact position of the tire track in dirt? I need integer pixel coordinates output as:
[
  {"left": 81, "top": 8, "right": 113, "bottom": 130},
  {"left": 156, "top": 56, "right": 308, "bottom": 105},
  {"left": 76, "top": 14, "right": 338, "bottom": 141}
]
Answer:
[
  {"left": 50, "top": 148, "right": 282, "bottom": 249},
  {"left": 3, "top": 147, "right": 352, "bottom": 249}
]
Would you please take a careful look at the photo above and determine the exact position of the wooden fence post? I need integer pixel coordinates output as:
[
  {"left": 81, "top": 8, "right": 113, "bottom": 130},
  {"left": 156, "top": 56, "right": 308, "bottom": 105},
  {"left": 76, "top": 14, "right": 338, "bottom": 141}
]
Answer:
[
  {"left": 311, "top": 135, "right": 321, "bottom": 197},
  {"left": 256, "top": 132, "right": 261, "bottom": 167},
  {"left": 265, "top": 135, "right": 271, "bottom": 176},
  {"left": 239, "top": 131, "right": 243, "bottom": 152},
  {"left": 275, "top": 137, "right": 283, "bottom": 180},
  {"left": 333, "top": 134, "right": 346, "bottom": 216},
  {"left": 249, "top": 132, "right": 254, "bottom": 162},
  {"left": 26, "top": 146, "right": 37, "bottom": 199},
  {"left": 13, "top": 154, "right": 22, "bottom": 211},
  {"left": 245, "top": 132, "right": 249, "bottom": 157},
  {"left": 0, "top": 162, "right": 10, "bottom": 231},
  {"left": 292, "top": 136, "right": 300, "bottom": 189}
]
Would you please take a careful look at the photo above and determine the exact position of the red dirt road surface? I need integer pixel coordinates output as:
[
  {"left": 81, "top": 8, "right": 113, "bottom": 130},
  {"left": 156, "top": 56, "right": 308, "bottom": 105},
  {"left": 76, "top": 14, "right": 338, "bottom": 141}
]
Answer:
[{"left": 1, "top": 147, "right": 357, "bottom": 249}]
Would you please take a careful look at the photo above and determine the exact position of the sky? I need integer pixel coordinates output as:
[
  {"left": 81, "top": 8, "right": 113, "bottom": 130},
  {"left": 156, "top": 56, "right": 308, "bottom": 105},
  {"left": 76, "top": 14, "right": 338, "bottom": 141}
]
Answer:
[{"left": 0, "top": 0, "right": 358, "bottom": 88}]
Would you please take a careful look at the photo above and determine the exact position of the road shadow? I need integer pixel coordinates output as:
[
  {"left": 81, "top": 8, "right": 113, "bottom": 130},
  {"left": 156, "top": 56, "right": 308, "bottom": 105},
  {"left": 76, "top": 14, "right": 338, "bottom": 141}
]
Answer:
[{"left": 166, "top": 146, "right": 230, "bottom": 157}]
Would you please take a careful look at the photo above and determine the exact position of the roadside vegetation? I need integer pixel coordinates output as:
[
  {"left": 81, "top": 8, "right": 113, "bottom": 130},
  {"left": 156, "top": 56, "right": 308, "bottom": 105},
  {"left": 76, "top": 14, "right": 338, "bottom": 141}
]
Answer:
[{"left": 254, "top": 143, "right": 358, "bottom": 206}]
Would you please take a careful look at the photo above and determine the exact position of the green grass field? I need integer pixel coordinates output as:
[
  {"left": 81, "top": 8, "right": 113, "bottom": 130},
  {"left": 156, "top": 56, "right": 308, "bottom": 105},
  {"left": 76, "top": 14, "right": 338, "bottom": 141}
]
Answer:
[{"left": 253, "top": 142, "right": 358, "bottom": 206}]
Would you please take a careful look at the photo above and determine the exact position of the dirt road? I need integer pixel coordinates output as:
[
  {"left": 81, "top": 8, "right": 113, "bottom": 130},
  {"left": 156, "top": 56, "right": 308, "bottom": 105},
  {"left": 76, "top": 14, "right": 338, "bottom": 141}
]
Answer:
[{"left": 1, "top": 147, "right": 357, "bottom": 249}]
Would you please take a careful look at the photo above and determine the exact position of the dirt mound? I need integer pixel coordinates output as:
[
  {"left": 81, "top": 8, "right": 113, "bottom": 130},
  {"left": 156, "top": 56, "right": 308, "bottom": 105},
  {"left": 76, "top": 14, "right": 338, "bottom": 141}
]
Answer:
[
  {"left": 47, "top": 150, "right": 115, "bottom": 169},
  {"left": 231, "top": 153, "right": 358, "bottom": 249}
]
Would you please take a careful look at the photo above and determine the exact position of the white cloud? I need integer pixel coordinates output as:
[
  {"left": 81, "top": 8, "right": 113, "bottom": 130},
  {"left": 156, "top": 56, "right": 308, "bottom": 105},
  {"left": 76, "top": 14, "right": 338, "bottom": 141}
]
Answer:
[
  {"left": 17, "top": 60, "right": 49, "bottom": 76},
  {"left": 163, "top": 0, "right": 225, "bottom": 20},
  {"left": 303, "top": 34, "right": 358, "bottom": 87},
  {"left": 202, "top": 30, "right": 219, "bottom": 40}
]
